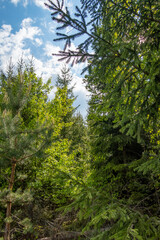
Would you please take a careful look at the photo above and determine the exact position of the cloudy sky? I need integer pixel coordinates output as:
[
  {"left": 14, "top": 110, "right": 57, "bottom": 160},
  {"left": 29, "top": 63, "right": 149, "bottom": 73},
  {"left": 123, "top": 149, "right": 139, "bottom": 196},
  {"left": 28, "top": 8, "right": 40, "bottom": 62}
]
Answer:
[{"left": 0, "top": 0, "right": 89, "bottom": 117}]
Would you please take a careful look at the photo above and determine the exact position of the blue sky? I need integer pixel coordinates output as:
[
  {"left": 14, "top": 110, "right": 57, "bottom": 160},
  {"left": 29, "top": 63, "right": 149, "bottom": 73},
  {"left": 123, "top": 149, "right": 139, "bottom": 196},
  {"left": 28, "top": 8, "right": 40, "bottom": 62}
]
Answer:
[{"left": 0, "top": 0, "right": 89, "bottom": 117}]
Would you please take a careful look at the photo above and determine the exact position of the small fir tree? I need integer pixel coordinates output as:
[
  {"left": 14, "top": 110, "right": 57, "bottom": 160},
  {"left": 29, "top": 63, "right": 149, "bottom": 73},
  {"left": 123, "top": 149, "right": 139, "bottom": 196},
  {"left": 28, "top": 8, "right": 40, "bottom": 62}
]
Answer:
[
  {"left": 56, "top": 65, "right": 75, "bottom": 100},
  {"left": 55, "top": 65, "right": 77, "bottom": 139}
]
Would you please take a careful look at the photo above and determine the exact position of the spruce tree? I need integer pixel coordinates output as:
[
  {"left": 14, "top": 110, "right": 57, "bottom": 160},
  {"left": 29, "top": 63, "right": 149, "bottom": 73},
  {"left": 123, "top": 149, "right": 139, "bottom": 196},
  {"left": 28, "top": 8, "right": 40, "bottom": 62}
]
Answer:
[
  {"left": 45, "top": 0, "right": 160, "bottom": 134},
  {"left": 45, "top": 0, "right": 160, "bottom": 238}
]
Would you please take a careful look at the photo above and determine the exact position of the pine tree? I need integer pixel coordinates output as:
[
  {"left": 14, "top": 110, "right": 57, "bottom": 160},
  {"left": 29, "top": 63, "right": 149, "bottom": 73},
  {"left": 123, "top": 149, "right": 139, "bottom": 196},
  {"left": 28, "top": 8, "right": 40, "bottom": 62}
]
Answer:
[{"left": 0, "top": 62, "right": 53, "bottom": 240}]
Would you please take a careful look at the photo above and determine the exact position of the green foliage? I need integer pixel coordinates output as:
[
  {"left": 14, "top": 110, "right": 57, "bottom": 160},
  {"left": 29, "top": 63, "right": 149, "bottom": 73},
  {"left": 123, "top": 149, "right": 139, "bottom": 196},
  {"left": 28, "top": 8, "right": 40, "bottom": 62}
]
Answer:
[
  {"left": 26, "top": 66, "right": 90, "bottom": 239},
  {"left": 0, "top": 60, "right": 54, "bottom": 239},
  {"left": 33, "top": 84, "right": 89, "bottom": 208},
  {"left": 56, "top": 65, "right": 75, "bottom": 100},
  {"left": 46, "top": 0, "right": 160, "bottom": 137},
  {"left": 19, "top": 218, "right": 33, "bottom": 234},
  {"left": 1, "top": 0, "right": 160, "bottom": 238},
  {"left": 46, "top": 0, "right": 160, "bottom": 239}
]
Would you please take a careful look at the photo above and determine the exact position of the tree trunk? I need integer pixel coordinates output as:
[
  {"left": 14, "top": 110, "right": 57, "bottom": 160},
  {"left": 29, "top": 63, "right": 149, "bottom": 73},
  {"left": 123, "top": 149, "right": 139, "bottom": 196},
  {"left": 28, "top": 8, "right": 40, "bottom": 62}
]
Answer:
[{"left": 4, "top": 159, "right": 16, "bottom": 240}]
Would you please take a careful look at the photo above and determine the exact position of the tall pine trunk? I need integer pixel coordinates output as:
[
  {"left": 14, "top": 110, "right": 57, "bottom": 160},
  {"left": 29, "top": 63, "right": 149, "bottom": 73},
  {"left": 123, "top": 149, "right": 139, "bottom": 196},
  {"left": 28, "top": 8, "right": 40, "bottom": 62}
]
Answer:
[{"left": 4, "top": 159, "right": 16, "bottom": 240}]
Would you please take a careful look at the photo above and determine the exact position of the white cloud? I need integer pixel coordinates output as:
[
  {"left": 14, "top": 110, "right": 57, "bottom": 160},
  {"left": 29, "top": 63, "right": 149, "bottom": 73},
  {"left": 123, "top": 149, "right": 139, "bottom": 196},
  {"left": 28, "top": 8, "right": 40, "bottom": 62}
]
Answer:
[
  {"left": 0, "top": 20, "right": 61, "bottom": 81},
  {"left": 72, "top": 74, "right": 89, "bottom": 96},
  {"left": 0, "top": 24, "right": 60, "bottom": 81},
  {"left": 10, "top": 0, "right": 28, "bottom": 6},
  {"left": 0, "top": 25, "right": 12, "bottom": 42},
  {"left": 0, "top": 18, "right": 42, "bottom": 72},
  {"left": 48, "top": 25, "right": 55, "bottom": 33},
  {"left": 33, "top": 0, "right": 73, "bottom": 10},
  {"left": 39, "top": 19, "right": 56, "bottom": 33},
  {"left": 35, "top": 38, "right": 43, "bottom": 46},
  {"left": 23, "top": 0, "right": 28, "bottom": 7},
  {"left": 65, "top": 0, "right": 73, "bottom": 10},
  {"left": 10, "top": 0, "right": 73, "bottom": 12},
  {"left": 10, "top": 0, "right": 21, "bottom": 5},
  {"left": 10, "top": 0, "right": 73, "bottom": 10},
  {"left": 20, "top": 18, "right": 41, "bottom": 38},
  {"left": 10, "top": 0, "right": 45, "bottom": 8},
  {"left": 44, "top": 42, "right": 61, "bottom": 57},
  {"left": 33, "top": 0, "right": 46, "bottom": 9}
]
